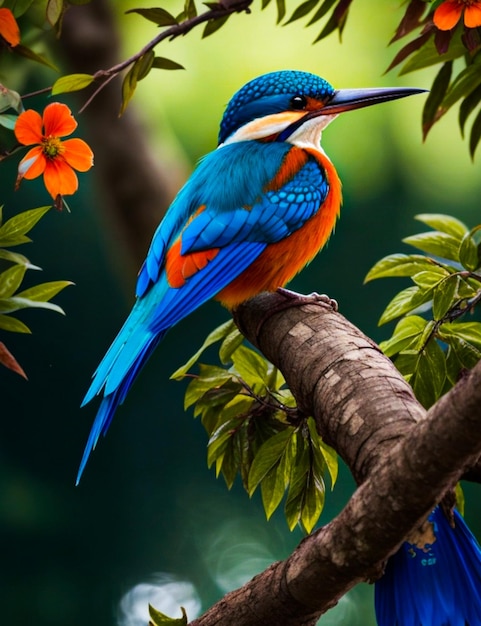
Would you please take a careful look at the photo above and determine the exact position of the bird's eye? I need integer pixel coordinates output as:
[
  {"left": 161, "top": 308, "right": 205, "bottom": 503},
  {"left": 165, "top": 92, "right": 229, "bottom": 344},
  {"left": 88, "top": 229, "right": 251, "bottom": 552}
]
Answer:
[{"left": 290, "top": 95, "right": 307, "bottom": 110}]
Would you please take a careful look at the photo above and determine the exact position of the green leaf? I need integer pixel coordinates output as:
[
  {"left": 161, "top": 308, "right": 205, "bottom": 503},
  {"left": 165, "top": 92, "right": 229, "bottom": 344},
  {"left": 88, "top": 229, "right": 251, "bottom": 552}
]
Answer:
[
  {"left": 411, "top": 268, "right": 449, "bottom": 289},
  {"left": 308, "top": 417, "right": 337, "bottom": 487},
  {"left": 276, "top": 0, "right": 286, "bottom": 22},
  {"left": 444, "top": 334, "right": 481, "bottom": 374},
  {"left": 219, "top": 326, "right": 244, "bottom": 364},
  {"left": 379, "top": 286, "right": 422, "bottom": 325},
  {"left": 284, "top": 443, "right": 310, "bottom": 531},
  {"left": 300, "top": 470, "right": 324, "bottom": 533},
  {"left": 260, "top": 450, "right": 290, "bottom": 519},
  {"left": 422, "top": 61, "right": 452, "bottom": 139},
  {"left": 13, "top": 45, "right": 58, "bottom": 71},
  {"left": 171, "top": 319, "right": 235, "bottom": 379},
  {"left": 285, "top": 0, "right": 319, "bottom": 24},
  {"left": 306, "top": 0, "right": 337, "bottom": 26},
  {"left": 248, "top": 427, "right": 294, "bottom": 495},
  {"left": 2, "top": 0, "right": 35, "bottom": 18},
  {"left": 148, "top": 604, "right": 187, "bottom": 626},
  {"left": 442, "top": 64, "right": 481, "bottom": 111},
  {"left": 231, "top": 345, "right": 268, "bottom": 388},
  {"left": 400, "top": 33, "right": 466, "bottom": 75},
  {"left": 15, "top": 280, "right": 72, "bottom": 302},
  {"left": 365, "top": 253, "right": 446, "bottom": 283},
  {"left": 152, "top": 57, "right": 185, "bottom": 71},
  {"left": 0, "top": 86, "right": 22, "bottom": 114},
  {"left": 125, "top": 8, "right": 178, "bottom": 26},
  {"left": 184, "top": 0, "right": 197, "bottom": 19},
  {"left": 379, "top": 315, "right": 427, "bottom": 357},
  {"left": 0, "top": 314, "right": 31, "bottom": 333},
  {"left": 0, "top": 206, "right": 50, "bottom": 247},
  {"left": 51, "top": 73, "right": 95, "bottom": 95},
  {"left": 207, "top": 417, "right": 244, "bottom": 469},
  {"left": 403, "top": 231, "right": 461, "bottom": 262},
  {"left": 432, "top": 275, "right": 459, "bottom": 320},
  {"left": 183, "top": 364, "right": 234, "bottom": 409},
  {"left": 415, "top": 213, "right": 468, "bottom": 239},
  {"left": 0, "top": 113, "right": 19, "bottom": 130},
  {"left": 409, "top": 340, "right": 447, "bottom": 408},
  {"left": 0, "top": 249, "right": 36, "bottom": 268},
  {"left": 136, "top": 50, "right": 156, "bottom": 81},
  {"left": 0, "top": 264, "right": 27, "bottom": 298},
  {"left": 202, "top": 15, "right": 229, "bottom": 38},
  {"left": 439, "top": 322, "right": 481, "bottom": 350},
  {"left": 46, "top": 0, "right": 64, "bottom": 26},
  {"left": 459, "top": 83, "right": 481, "bottom": 136},
  {"left": 469, "top": 106, "right": 481, "bottom": 159},
  {"left": 459, "top": 232, "right": 479, "bottom": 271},
  {"left": 0, "top": 297, "right": 65, "bottom": 315}
]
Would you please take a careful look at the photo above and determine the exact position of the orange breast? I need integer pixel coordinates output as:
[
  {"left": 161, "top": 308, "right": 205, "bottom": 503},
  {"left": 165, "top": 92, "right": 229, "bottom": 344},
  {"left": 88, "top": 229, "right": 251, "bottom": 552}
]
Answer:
[{"left": 216, "top": 147, "right": 342, "bottom": 308}]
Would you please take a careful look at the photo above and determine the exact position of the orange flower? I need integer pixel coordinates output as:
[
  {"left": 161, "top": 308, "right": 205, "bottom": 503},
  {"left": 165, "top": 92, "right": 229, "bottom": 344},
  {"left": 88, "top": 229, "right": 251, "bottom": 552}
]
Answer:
[
  {"left": 433, "top": 0, "right": 481, "bottom": 30},
  {"left": 0, "top": 8, "right": 20, "bottom": 47},
  {"left": 15, "top": 102, "right": 94, "bottom": 201}
]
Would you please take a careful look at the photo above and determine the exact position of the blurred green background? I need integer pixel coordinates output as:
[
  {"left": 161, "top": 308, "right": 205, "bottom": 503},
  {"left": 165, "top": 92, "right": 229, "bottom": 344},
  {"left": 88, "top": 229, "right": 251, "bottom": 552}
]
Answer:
[{"left": 1, "top": 1, "right": 481, "bottom": 625}]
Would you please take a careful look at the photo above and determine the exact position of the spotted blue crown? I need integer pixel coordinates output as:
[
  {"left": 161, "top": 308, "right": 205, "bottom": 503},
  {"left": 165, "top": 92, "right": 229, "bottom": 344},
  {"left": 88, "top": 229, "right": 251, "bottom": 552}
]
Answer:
[{"left": 218, "top": 70, "right": 335, "bottom": 144}]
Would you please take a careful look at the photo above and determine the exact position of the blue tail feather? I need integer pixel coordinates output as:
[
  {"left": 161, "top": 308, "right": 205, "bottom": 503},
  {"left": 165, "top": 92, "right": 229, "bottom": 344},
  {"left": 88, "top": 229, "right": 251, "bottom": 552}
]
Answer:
[{"left": 375, "top": 506, "right": 481, "bottom": 626}]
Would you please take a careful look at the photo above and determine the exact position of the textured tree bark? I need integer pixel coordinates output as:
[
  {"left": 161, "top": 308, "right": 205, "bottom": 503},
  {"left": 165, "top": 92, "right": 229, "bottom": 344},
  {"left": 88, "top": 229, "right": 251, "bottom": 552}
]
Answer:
[{"left": 186, "top": 293, "right": 481, "bottom": 626}]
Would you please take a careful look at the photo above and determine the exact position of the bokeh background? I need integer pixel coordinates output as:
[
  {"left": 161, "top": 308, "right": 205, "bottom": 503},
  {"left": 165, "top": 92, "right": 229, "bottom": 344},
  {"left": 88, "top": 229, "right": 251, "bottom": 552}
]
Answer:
[{"left": 1, "top": 1, "right": 481, "bottom": 625}]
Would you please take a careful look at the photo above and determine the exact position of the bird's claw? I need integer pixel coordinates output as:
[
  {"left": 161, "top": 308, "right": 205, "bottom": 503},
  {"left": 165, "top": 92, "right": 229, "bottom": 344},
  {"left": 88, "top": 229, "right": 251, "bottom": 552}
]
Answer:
[{"left": 276, "top": 287, "right": 338, "bottom": 311}]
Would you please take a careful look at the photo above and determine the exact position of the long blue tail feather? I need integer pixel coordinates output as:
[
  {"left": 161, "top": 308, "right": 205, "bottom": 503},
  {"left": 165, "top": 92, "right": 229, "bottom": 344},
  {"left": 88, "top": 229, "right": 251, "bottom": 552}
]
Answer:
[{"left": 375, "top": 506, "right": 481, "bottom": 626}]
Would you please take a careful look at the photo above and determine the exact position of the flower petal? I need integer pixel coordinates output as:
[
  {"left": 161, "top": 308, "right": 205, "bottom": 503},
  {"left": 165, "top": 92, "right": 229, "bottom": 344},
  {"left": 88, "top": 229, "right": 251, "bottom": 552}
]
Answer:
[
  {"left": 464, "top": 4, "right": 481, "bottom": 28},
  {"left": 433, "top": 1, "right": 463, "bottom": 30},
  {"left": 62, "top": 138, "right": 94, "bottom": 172},
  {"left": 43, "top": 158, "right": 78, "bottom": 199},
  {"left": 0, "top": 8, "right": 20, "bottom": 47},
  {"left": 43, "top": 102, "right": 77, "bottom": 138},
  {"left": 14, "top": 109, "right": 43, "bottom": 146},
  {"left": 19, "top": 146, "right": 47, "bottom": 180}
]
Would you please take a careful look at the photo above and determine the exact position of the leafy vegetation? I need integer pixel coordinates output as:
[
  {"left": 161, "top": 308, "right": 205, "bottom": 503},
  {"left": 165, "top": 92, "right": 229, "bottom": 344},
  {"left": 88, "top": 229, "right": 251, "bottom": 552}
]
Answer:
[
  {"left": 366, "top": 214, "right": 481, "bottom": 409},
  {"left": 172, "top": 319, "right": 338, "bottom": 534},
  {"left": 0, "top": 205, "right": 71, "bottom": 377}
]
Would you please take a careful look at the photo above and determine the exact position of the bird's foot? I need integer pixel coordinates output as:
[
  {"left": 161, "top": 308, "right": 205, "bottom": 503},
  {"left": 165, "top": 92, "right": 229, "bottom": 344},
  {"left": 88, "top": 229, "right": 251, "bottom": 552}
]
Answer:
[{"left": 276, "top": 287, "right": 338, "bottom": 312}]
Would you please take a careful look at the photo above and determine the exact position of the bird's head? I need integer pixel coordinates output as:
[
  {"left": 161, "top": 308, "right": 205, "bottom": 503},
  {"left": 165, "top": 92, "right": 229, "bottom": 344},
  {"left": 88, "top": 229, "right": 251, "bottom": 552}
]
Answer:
[{"left": 218, "top": 70, "right": 425, "bottom": 147}]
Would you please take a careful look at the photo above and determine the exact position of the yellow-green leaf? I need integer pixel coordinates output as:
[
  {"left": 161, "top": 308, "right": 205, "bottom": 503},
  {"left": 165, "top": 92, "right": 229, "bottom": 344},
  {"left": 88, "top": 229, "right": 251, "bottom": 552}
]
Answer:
[{"left": 52, "top": 73, "right": 95, "bottom": 95}]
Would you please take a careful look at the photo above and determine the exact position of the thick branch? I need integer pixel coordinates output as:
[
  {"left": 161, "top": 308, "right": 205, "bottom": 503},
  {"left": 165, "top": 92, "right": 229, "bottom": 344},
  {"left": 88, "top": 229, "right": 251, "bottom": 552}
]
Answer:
[
  {"left": 187, "top": 293, "right": 481, "bottom": 625},
  {"left": 235, "top": 292, "right": 426, "bottom": 483}
]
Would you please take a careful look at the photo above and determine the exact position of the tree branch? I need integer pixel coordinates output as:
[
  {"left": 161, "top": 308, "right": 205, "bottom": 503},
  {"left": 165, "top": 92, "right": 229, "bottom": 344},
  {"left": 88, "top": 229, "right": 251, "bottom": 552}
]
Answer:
[{"left": 186, "top": 293, "right": 481, "bottom": 625}]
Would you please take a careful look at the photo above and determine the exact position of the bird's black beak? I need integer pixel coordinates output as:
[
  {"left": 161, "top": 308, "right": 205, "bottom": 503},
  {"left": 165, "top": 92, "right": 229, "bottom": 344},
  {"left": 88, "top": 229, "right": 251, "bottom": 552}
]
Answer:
[
  {"left": 317, "top": 86, "right": 428, "bottom": 116},
  {"left": 278, "top": 86, "right": 426, "bottom": 142}
]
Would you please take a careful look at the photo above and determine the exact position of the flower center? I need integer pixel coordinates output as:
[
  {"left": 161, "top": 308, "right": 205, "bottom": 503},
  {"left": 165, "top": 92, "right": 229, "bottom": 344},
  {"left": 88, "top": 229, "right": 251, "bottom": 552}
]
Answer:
[{"left": 42, "top": 136, "right": 63, "bottom": 159}]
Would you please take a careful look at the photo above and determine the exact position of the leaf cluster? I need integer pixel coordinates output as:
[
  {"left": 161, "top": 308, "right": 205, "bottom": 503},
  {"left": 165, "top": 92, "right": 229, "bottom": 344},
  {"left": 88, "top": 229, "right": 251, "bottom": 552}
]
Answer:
[
  {"left": 279, "top": 0, "right": 353, "bottom": 42},
  {"left": 366, "top": 213, "right": 481, "bottom": 408},
  {"left": 389, "top": 0, "right": 481, "bottom": 157},
  {"left": 0, "top": 205, "right": 71, "bottom": 376},
  {"left": 172, "top": 319, "right": 337, "bottom": 533}
]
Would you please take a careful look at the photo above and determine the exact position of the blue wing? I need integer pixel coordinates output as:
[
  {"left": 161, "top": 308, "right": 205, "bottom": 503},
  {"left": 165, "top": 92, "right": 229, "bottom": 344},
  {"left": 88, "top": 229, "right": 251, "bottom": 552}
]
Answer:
[{"left": 78, "top": 141, "right": 329, "bottom": 483}]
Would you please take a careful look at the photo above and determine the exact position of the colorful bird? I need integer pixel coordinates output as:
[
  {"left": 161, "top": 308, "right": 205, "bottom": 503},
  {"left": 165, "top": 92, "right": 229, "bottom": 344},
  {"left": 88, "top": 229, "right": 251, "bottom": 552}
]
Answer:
[
  {"left": 78, "top": 69, "right": 423, "bottom": 484},
  {"left": 78, "top": 68, "right": 481, "bottom": 626}
]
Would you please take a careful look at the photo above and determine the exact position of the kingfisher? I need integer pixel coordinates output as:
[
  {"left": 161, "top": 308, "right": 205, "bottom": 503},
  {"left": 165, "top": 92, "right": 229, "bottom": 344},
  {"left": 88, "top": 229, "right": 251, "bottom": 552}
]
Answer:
[
  {"left": 77, "top": 70, "right": 481, "bottom": 626},
  {"left": 78, "top": 70, "right": 423, "bottom": 481}
]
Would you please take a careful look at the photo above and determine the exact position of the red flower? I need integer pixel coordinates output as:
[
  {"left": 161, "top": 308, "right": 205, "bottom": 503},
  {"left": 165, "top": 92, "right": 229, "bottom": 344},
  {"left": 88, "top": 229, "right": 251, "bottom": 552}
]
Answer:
[
  {"left": 14, "top": 102, "right": 94, "bottom": 201},
  {"left": 433, "top": 0, "right": 481, "bottom": 30},
  {"left": 0, "top": 7, "right": 20, "bottom": 46}
]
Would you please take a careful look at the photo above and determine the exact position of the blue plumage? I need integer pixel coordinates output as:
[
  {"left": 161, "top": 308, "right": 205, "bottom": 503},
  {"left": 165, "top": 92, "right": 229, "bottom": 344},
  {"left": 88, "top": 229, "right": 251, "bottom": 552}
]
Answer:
[
  {"left": 78, "top": 137, "right": 329, "bottom": 484},
  {"left": 375, "top": 506, "right": 481, "bottom": 626},
  {"left": 219, "top": 70, "right": 335, "bottom": 143}
]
